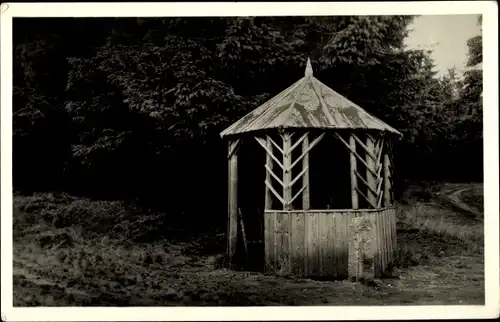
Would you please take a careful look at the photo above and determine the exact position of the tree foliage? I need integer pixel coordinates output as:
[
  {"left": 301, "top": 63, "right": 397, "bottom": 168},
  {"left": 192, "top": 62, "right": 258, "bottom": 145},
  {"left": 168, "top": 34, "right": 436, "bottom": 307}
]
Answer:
[{"left": 13, "top": 16, "right": 483, "bottom": 220}]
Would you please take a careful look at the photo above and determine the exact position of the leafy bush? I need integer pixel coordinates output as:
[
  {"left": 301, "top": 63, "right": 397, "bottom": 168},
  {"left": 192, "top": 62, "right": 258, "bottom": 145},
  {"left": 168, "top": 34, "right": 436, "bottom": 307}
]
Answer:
[
  {"left": 14, "top": 193, "right": 169, "bottom": 242},
  {"left": 393, "top": 243, "right": 429, "bottom": 268}
]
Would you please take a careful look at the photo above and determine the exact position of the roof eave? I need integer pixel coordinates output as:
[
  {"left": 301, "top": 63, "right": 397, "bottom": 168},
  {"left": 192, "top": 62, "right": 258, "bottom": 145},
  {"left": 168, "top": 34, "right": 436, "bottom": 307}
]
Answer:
[{"left": 221, "top": 125, "right": 404, "bottom": 139}]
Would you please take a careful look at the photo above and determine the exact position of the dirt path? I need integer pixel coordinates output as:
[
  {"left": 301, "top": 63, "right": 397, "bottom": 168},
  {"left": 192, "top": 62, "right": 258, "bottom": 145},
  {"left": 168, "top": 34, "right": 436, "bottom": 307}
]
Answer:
[
  {"left": 13, "top": 252, "right": 484, "bottom": 306},
  {"left": 440, "top": 185, "right": 482, "bottom": 219}
]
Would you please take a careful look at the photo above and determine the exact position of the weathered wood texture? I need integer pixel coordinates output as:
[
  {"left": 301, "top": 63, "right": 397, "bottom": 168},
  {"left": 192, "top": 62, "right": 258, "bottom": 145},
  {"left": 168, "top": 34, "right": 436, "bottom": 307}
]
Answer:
[
  {"left": 365, "top": 136, "right": 377, "bottom": 207},
  {"left": 282, "top": 132, "right": 292, "bottom": 210},
  {"left": 349, "top": 135, "right": 359, "bottom": 209},
  {"left": 383, "top": 141, "right": 393, "bottom": 207},
  {"left": 348, "top": 216, "right": 373, "bottom": 280},
  {"left": 265, "top": 137, "right": 274, "bottom": 210},
  {"left": 264, "top": 208, "right": 396, "bottom": 279},
  {"left": 227, "top": 140, "right": 239, "bottom": 260},
  {"left": 302, "top": 134, "right": 310, "bottom": 210},
  {"left": 335, "top": 132, "right": 388, "bottom": 209},
  {"left": 220, "top": 61, "right": 403, "bottom": 138}
]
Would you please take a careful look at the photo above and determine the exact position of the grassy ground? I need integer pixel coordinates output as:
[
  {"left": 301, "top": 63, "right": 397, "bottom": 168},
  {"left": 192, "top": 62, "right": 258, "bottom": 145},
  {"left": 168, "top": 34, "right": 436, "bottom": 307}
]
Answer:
[{"left": 12, "top": 182, "right": 484, "bottom": 306}]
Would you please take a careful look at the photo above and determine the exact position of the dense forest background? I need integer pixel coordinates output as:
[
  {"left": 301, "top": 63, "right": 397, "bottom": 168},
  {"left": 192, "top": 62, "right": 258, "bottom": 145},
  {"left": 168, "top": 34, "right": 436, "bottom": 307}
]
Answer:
[{"left": 12, "top": 16, "right": 483, "bottom": 230}]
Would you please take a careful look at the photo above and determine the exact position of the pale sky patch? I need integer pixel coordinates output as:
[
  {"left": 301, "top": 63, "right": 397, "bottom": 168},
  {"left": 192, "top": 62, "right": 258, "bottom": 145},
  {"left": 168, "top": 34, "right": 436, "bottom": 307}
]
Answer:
[{"left": 405, "top": 14, "right": 482, "bottom": 78}]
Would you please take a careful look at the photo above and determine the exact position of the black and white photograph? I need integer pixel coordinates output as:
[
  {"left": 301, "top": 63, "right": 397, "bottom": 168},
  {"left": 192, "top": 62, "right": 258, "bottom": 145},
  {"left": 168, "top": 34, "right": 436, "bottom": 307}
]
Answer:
[{"left": 1, "top": 2, "right": 498, "bottom": 321}]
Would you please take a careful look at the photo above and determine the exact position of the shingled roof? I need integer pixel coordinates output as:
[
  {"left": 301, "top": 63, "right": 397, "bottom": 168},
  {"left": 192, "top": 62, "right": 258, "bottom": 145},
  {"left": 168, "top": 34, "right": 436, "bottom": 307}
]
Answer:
[{"left": 220, "top": 58, "right": 402, "bottom": 138}]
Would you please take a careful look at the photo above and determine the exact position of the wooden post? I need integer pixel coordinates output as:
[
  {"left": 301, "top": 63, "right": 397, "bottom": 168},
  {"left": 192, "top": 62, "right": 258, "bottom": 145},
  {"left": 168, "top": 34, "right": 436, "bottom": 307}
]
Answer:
[
  {"left": 383, "top": 140, "right": 392, "bottom": 207},
  {"left": 349, "top": 134, "right": 359, "bottom": 209},
  {"left": 265, "top": 137, "right": 274, "bottom": 210},
  {"left": 282, "top": 132, "right": 292, "bottom": 210},
  {"left": 238, "top": 208, "right": 249, "bottom": 264},
  {"left": 227, "top": 139, "right": 239, "bottom": 262},
  {"left": 389, "top": 140, "right": 395, "bottom": 205},
  {"left": 365, "top": 135, "right": 377, "bottom": 208},
  {"left": 302, "top": 133, "right": 310, "bottom": 210}
]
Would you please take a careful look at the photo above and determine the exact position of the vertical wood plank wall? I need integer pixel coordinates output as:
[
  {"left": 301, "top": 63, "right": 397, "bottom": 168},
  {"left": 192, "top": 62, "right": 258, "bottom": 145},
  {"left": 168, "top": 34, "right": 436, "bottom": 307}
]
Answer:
[{"left": 264, "top": 208, "right": 396, "bottom": 278}]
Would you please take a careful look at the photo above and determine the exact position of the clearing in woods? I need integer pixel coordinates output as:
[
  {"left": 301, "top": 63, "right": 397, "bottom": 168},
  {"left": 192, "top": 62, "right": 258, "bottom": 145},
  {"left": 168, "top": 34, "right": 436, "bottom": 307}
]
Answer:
[{"left": 12, "top": 182, "right": 484, "bottom": 306}]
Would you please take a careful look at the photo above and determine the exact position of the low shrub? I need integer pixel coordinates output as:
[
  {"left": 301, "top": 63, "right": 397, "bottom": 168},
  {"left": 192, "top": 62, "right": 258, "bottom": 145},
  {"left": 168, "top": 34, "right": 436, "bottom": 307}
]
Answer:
[
  {"left": 14, "top": 193, "right": 173, "bottom": 243},
  {"left": 396, "top": 202, "right": 483, "bottom": 243},
  {"left": 392, "top": 243, "right": 430, "bottom": 268}
]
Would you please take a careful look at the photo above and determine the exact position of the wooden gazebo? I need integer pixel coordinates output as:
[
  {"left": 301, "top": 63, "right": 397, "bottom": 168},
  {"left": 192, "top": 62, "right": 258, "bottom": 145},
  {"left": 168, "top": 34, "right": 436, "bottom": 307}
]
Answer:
[{"left": 220, "top": 59, "right": 401, "bottom": 280}]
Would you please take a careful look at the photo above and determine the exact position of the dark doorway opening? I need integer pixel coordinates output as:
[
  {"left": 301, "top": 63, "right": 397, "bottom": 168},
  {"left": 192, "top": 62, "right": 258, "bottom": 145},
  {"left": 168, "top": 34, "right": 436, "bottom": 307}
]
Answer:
[{"left": 237, "top": 134, "right": 266, "bottom": 271}]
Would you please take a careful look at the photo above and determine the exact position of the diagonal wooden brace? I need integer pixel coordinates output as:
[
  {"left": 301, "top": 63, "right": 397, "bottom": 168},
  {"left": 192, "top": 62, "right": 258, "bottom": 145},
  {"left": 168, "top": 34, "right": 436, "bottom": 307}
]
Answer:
[
  {"left": 352, "top": 133, "right": 377, "bottom": 161},
  {"left": 289, "top": 165, "right": 309, "bottom": 188},
  {"left": 289, "top": 132, "right": 325, "bottom": 171},
  {"left": 289, "top": 132, "right": 309, "bottom": 155},
  {"left": 265, "top": 180, "right": 285, "bottom": 205},
  {"left": 355, "top": 187, "right": 377, "bottom": 209},
  {"left": 265, "top": 164, "right": 285, "bottom": 188},
  {"left": 227, "top": 138, "right": 240, "bottom": 159},
  {"left": 334, "top": 133, "right": 379, "bottom": 179},
  {"left": 255, "top": 137, "right": 285, "bottom": 170},
  {"left": 267, "top": 135, "right": 284, "bottom": 155},
  {"left": 289, "top": 184, "right": 307, "bottom": 206},
  {"left": 355, "top": 170, "right": 378, "bottom": 196}
]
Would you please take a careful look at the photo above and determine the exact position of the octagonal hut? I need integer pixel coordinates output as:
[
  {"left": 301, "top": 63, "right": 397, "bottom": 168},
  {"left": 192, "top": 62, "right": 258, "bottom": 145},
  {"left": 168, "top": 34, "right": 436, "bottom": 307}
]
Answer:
[{"left": 220, "top": 58, "right": 402, "bottom": 280}]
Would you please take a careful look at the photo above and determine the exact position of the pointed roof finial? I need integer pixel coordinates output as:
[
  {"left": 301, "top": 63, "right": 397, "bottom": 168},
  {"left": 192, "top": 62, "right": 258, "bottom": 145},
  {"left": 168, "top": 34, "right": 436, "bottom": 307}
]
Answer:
[{"left": 305, "top": 57, "right": 313, "bottom": 77}]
